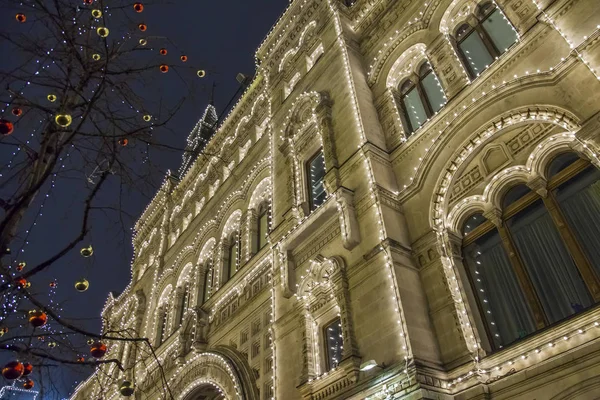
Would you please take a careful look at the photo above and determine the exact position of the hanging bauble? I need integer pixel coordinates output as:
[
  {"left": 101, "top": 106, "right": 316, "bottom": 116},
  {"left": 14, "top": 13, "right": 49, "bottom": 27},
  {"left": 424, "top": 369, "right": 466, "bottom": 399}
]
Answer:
[
  {"left": 80, "top": 245, "right": 93, "bottom": 257},
  {"left": 2, "top": 361, "right": 24, "bottom": 380},
  {"left": 83, "top": 0, "right": 93, "bottom": 4},
  {"left": 159, "top": 48, "right": 167, "bottom": 55},
  {"left": 16, "top": 262, "right": 26, "bottom": 272},
  {"left": 47, "top": 342, "right": 56, "bottom": 348},
  {"left": 139, "top": 38, "right": 147, "bottom": 46},
  {"left": 12, "top": 107, "right": 22, "bottom": 117},
  {"left": 180, "top": 55, "right": 188, "bottom": 62},
  {"left": 96, "top": 27, "right": 109, "bottom": 38},
  {"left": 133, "top": 3, "right": 144, "bottom": 12},
  {"left": 87, "top": 338, "right": 94, "bottom": 345},
  {"left": 159, "top": 65, "right": 169, "bottom": 73},
  {"left": 54, "top": 114, "right": 72, "bottom": 128},
  {"left": 91, "top": 9, "right": 102, "bottom": 18},
  {"left": 49, "top": 281, "right": 57, "bottom": 288},
  {"left": 76, "top": 356, "right": 85, "bottom": 363},
  {"left": 197, "top": 70, "right": 206, "bottom": 78},
  {"left": 143, "top": 114, "right": 152, "bottom": 122},
  {"left": 28, "top": 310, "right": 48, "bottom": 328},
  {"left": 47, "top": 94, "right": 57, "bottom": 102},
  {"left": 92, "top": 53, "right": 101, "bottom": 61},
  {"left": 75, "top": 279, "right": 89, "bottom": 292},
  {"left": 138, "top": 23, "right": 147, "bottom": 32},
  {"left": 23, "top": 379, "right": 34, "bottom": 390},
  {"left": 0, "top": 327, "right": 8, "bottom": 336},
  {"left": 90, "top": 342, "right": 107, "bottom": 358},
  {"left": 118, "top": 138, "right": 128, "bottom": 147},
  {"left": 119, "top": 381, "right": 135, "bottom": 396},
  {"left": 15, "top": 277, "right": 27, "bottom": 289},
  {"left": 15, "top": 14, "right": 26, "bottom": 23},
  {"left": 0, "top": 119, "right": 14, "bottom": 136},
  {"left": 22, "top": 363, "right": 33, "bottom": 377}
]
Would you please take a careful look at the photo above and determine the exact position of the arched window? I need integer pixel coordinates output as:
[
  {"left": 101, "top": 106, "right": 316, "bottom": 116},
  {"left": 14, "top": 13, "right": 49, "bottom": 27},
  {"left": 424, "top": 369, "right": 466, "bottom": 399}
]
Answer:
[
  {"left": 323, "top": 317, "right": 343, "bottom": 371},
  {"left": 156, "top": 305, "right": 169, "bottom": 345},
  {"left": 177, "top": 283, "right": 190, "bottom": 326},
  {"left": 455, "top": 2, "right": 518, "bottom": 78},
  {"left": 202, "top": 260, "right": 213, "bottom": 304},
  {"left": 224, "top": 232, "right": 240, "bottom": 283},
  {"left": 461, "top": 153, "right": 600, "bottom": 350},
  {"left": 307, "top": 150, "right": 327, "bottom": 211},
  {"left": 398, "top": 62, "right": 446, "bottom": 135},
  {"left": 256, "top": 202, "right": 271, "bottom": 251}
]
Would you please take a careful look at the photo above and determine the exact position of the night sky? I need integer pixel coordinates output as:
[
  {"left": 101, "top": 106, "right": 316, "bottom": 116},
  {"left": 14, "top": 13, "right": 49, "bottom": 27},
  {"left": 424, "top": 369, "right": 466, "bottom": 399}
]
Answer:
[{"left": 1, "top": 0, "right": 289, "bottom": 397}]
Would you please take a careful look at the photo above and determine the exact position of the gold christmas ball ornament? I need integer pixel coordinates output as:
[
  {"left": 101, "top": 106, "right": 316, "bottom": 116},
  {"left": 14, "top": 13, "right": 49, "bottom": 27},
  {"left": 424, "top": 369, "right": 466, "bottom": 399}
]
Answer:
[
  {"left": 87, "top": 338, "right": 94, "bottom": 345},
  {"left": 47, "top": 342, "right": 57, "bottom": 348},
  {"left": 119, "top": 381, "right": 135, "bottom": 396},
  {"left": 0, "top": 327, "right": 8, "bottom": 336},
  {"left": 47, "top": 94, "right": 57, "bottom": 102},
  {"left": 54, "top": 114, "right": 72, "bottom": 128},
  {"left": 139, "top": 38, "right": 147, "bottom": 46},
  {"left": 143, "top": 114, "right": 152, "bottom": 122},
  {"left": 92, "top": 53, "right": 101, "bottom": 61},
  {"left": 96, "top": 27, "right": 109, "bottom": 38},
  {"left": 75, "top": 279, "right": 89, "bottom": 292},
  {"left": 15, "top": 14, "right": 26, "bottom": 23},
  {"left": 197, "top": 70, "right": 206, "bottom": 78},
  {"left": 80, "top": 245, "right": 93, "bottom": 257},
  {"left": 91, "top": 9, "right": 102, "bottom": 18}
]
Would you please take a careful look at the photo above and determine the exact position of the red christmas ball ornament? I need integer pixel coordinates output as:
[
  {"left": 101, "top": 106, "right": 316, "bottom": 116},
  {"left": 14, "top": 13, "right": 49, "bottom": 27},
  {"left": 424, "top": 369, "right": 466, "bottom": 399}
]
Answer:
[
  {"left": 15, "top": 14, "right": 26, "bottom": 23},
  {"left": 2, "top": 361, "right": 24, "bottom": 380},
  {"left": 0, "top": 119, "right": 14, "bottom": 136},
  {"left": 180, "top": 55, "right": 188, "bottom": 62},
  {"left": 22, "top": 363, "right": 33, "bottom": 377},
  {"left": 12, "top": 107, "right": 22, "bottom": 117},
  {"left": 23, "top": 379, "right": 34, "bottom": 390},
  {"left": 76, "top": 356, "right": 85, "bottom": 363},
  {"left": 49, "top": 281, "right": 57, "bottom": 288},
  {"left": 138, "top": 23, "right": 147, "bottom": 32},
  {"left": 159, "top": 65, "right": 169, "bottom": 73},
  {"left": 28, "top": 310, "right": 48, "bottom": 328},
  {"left": 133, "top": 2, "right": 144, "bottom": 12},
  {"left": 90, "top": 342, "right": 107, "bottom": 358},
  {"left": 15, "top": 277, "right": 27, "bottom": 289},
  {"left": 118, "top": 138, "right": 128, "bottom": 147},
  {"left": 159, "top": 48, "right": 167, "bottom": 55},
  {"left": 83, "top": 0, "right": 93, "bottom": 4}
]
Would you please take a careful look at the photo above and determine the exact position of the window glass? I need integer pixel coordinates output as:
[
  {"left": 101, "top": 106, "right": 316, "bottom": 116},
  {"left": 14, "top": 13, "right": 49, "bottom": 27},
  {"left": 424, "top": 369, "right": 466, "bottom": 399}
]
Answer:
[
  {"left": 421, "top": 73, "right": 446, "bottom": 113},
  {"left": 555, "top": 167, "right": 600, "bottom": 277},
  {"left": 548, "top": 152, "right": 580, "bottom": 178},
  {"left": 178, "top": 287, "right": 188, "bottom": 325},
  {"left": 308, "top": 151, "right": 327, "bottom": 210},
  {"left": 228, "top": 236, "right": 239, "bottom": 281},
  {"left": 258, "top": 212, "right": 269, "bottom": 249},
  {"left": 502, "top": 184, "right": 530, "bottom": 209},
  {"left": 157, "top": 310, "right": 167, "bottom": 344},
  {"left": 462, "top": 213, "right": 487, "bottom": 236},
  {"left": 508, "top": 200, "right": 593, "bottom": 323},
  {"left": 459, "top": 31, "right": 494, "bottom": 76},
  {"left": 402, "top": 87, "right": 428, "bottom": 132},
  {"left": 482, "top": 9, "right": 518, "bottom": 54},
  {"left": 324, "top": 318, "right": 343, "bottom": 370},
  {"left": 463, "top": 230, "right": 536, "bottom": 348}
]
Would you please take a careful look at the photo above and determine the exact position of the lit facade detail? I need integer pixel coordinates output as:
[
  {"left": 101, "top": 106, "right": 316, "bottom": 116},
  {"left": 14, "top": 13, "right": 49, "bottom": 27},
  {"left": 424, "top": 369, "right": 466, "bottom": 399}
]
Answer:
[{"left": 71, "top": 0, "right": 600, "bottom": 399}]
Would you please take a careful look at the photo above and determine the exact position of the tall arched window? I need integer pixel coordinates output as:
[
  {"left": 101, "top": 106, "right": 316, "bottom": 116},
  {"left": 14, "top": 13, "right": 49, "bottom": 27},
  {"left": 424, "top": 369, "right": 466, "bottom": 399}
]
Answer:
[
  {"left": 455, "top": 2, "right": 518, "bottom": 78},
  {"left": 461, "top": 153, "right": 600, "bottom": 350},
  {"left": 156, "top": 305, "right": 169, "bottom": 345},
  {"left": 307, "top": 149, "right": 327, "bottom": 211},
  {"left": 202, "top": 260, "right": 213, "bottom": 304},
  {"left": 398, "top": 62, "right": 446, "bottom": 135},
  {"left": 256, "top": 202, "right": 271, "bottom": 251},
  {"left": 224, "top": 232, "right": 240, "bottom": 283},
  {"left": 177, "top": 283, "right": 190, "bottom": 326}
]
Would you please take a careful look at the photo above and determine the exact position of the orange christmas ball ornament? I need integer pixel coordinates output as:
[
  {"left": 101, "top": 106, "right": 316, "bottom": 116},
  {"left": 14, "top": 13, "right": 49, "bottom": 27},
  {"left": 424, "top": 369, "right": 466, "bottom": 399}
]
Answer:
[
  {"left": 28, "top": 310, "right": 48, "bottom": 328},
  {"left": 12, "top": 107, "right": 22, "bottom": 117},
  {"left": 2, "top": 361, "right": 24, "bottom": 380},
  {"left": 138, "top": 23, "right": 147, "bottom": 32},
  {"left": 0, "top": 327, "right": 8, "bottom": 336},
  {"left": 22, "top": 363, "right": 33, "bottom": 377},
  {"left": 180, "top": 55, "right": 188, "bottom": 62},
  {"left": 15, "top": 14, "right": 26, "bottom": 23},
  {"left": 0, "top": 119, "right": 14, "bottom": 136},
  {"left": 159, "top": 65, "right": 169, "bottom": 73},
  {"left": 159, "top": 48, "right": 167, "bottom": 55},
  {"left": 76, "top": 356, "right": 85, "bottom": 363},
  {"left": 118, "top": 138, "right": 128, "bottom": 147},
  {"left": 90, "top": 342, "right": 107, "bottom": 358},
  {"left": 133, "top": 3, "right": 144, "bottom": 12},
  {"left": 15, "top": 277, "right": 27, "bottom": 289},
  {"left": 49, "top": 281, "right": 57, "bottom": 288},
  {"left": 23, "top": 379, "right": 34, "bottom": 390}
]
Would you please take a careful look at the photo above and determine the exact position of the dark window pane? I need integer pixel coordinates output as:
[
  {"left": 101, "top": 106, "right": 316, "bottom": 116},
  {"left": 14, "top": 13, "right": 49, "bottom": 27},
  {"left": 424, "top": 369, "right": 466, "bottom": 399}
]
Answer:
[
  {"left": 258, "top": 212, "right": 269, "bottom": 249},
  {"left": 508, "top": 200, "right": 593, "bottom": 324},
  {"left": 402, "top": 87, "right": 428, "bottom": 132},
  {"left": 324, "top": 318, "right": 343, "bottom": 370},
  {"left": 308, "top": 151, "right": 327, "bottom": 210},
  {"left": 421, "top": 72, "right": 446, "bottom": 113},
  {"left": 459, "top": 31, "right": 494, "bottom": 76},
  {"left": 228, "top": 236, "right": 239, "bottom": 281},
  {"left": 463, "top": 230, "right": 536, "bottom": 348},
  {"left": 482, "top": 9, "right": 518, "bottom": 54},
  {"left": 462, "top": 213, "right": 487, "bottom": 236},
  {"left": 502, "top": 184, "right": 530, "bottom": 209},
  {"left": 555, "top": 167, "right": 600, "bottom": 278},
  {"left": 548, "top": 152, "right": 580, "bottom": 178}
]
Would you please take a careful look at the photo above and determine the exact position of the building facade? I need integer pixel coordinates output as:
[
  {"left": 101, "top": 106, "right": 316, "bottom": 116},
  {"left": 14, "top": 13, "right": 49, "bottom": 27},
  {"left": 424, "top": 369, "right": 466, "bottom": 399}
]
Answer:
[{"left": 71, "top": 0, "right": 600, "bottom": 399}]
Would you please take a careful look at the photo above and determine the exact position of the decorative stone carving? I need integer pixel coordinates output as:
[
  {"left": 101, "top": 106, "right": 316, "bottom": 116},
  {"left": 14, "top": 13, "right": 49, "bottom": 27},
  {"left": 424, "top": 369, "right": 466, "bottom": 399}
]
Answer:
[{"left": 335, "top": 188, "right": 361, "bottom": 250}]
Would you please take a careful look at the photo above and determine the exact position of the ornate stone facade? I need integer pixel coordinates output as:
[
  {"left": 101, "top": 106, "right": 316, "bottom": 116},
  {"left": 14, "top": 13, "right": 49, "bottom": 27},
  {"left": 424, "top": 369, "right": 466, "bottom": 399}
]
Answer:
[{"left": 71, "top": 0, "right": 600, "bottom": 399}]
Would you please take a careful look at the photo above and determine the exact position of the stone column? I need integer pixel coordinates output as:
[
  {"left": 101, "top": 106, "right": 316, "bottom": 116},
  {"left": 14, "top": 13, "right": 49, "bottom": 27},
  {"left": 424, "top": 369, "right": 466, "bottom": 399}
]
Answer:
[
  {"left": 427, "top": 35, "right": 470, "bottom": 100},
  {"left": 298, "top": 308, "right": 317, "bottom": 384}
]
